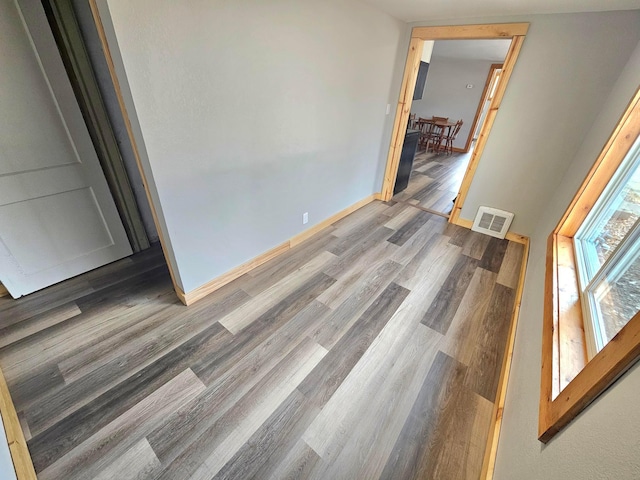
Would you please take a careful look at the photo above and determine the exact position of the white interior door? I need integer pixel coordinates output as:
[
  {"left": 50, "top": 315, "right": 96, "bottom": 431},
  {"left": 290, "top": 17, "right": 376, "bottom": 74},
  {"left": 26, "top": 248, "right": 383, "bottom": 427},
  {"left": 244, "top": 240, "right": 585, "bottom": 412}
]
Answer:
[{"left": 0, "top": 0, "right": 132, "bottom": 298}]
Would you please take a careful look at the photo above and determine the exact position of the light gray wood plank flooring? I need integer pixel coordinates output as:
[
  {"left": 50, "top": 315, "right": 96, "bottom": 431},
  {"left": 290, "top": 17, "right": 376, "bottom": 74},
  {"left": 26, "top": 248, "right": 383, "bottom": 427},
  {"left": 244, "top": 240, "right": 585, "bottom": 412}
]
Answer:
[
  {"left": 393, "top": 150, "right": 470, "bottom": 217},
  {"left": 0, "top": 200, "right": 524, "bottom": 479}
]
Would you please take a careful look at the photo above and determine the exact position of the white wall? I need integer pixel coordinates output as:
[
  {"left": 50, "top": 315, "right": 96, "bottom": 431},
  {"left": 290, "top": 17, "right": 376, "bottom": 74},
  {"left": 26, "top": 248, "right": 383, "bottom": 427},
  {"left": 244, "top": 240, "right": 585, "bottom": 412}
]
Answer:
[
  {"left": 101, "top": 0, "right": 405, "bottom": 293},
  {"left": 495, "top": 38, "right": 640, "bottom": 480},
  {"left": 410, "top": 55, "right": 493, "bottom": 149},
  {"left": 406, "top": 11, "right": 640, "bottom": 235},
  {"left": 421, "top": 40, "right": 434, "bottom": 63}
]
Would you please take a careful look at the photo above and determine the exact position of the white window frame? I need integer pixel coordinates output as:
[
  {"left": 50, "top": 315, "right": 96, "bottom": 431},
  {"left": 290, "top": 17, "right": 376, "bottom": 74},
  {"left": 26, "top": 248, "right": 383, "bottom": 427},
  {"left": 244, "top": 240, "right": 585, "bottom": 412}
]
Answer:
[{"left": 574, "top": 136, "right": 640, "bottom": 359}]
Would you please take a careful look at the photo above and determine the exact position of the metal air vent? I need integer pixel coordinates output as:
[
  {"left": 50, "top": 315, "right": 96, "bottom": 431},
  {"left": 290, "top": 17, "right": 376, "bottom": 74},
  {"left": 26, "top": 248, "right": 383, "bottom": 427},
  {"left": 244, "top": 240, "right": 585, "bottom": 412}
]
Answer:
[{"left": 471, "top": 206, "right": 514, "bottom": 239}]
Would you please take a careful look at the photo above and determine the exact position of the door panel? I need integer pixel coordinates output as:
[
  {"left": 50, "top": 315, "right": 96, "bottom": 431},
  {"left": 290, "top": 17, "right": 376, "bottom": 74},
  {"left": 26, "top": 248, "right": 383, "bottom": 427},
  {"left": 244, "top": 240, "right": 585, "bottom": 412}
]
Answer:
[{"left": 0, "top": 0, "right": 132, "bottom": 297}]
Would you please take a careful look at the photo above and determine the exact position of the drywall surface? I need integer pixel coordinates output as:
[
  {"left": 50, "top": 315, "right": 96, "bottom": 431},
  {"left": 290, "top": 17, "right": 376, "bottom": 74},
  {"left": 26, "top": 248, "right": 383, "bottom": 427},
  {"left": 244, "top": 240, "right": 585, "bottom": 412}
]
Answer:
[
  {"left": 407, "top": 11, "right": 640, "bottom": 235},
  {"left": 494, "top": 39, "right": 640, "bottom": 480},
  {"left": 96, "top": 0, "right": 183, "bottom": 290},
  {"left": 103, "top": 0, "right": 404, "bottom": 293},
  {"left": 410, "top": 56, "right": 493, "bottom": 149},
  {"left": 71, "top": 0, "right": 158, "bottom": 243},
  {"left": 421, "top": 40, "right": 434, "bottom": 63}
]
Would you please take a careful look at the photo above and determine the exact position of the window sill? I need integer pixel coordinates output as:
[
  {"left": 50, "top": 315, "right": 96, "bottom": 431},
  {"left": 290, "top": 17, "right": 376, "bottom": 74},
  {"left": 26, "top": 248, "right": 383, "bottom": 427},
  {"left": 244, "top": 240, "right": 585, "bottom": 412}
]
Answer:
[
  {"left": 539, "top": 85, "right": 640, "bottom": 443},
  {"left": 552, "top": 234, "right": 589, "bottom": 394},
  {"left": 540, "top": 232, "right": 640, "bottom": 442}
]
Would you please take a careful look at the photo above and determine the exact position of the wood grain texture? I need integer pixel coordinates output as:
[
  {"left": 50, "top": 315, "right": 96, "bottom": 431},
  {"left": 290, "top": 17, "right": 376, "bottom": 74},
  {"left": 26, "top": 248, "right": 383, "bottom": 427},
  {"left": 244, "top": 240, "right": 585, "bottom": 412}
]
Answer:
[
  {"left": 300, "top": 282, "right": 409, "bottom": 405},
  {"left": 450, "top": 34, "right": 526, "bottom": 225},
  {"left": 496, "top": 241, "right": 524, "bottom": 288},
  {"left": 411, "top": 23, "right": 529, "bottom": 40},
  {"left": 0, "top": 202, "right": 525, "bottom": 479},
  {"left": 538, "top": 87, "right": 640, "bottom": 444},
  {"left": 92, "top": 438, "right": 161, "bottom": 480},
  {"left": 38, "top": 369, "right": 205, "bottom": 480},
  {"left": 464, "top": 284, "right": 516, "bottom": 403},
  {"left": 219, "top": 253, "right": 336, "bottom": 334},
  {"left": 422, "top": 255, "right": 478, "bottom": 334},
  {"left": 379, "top": 351, "right": 467, "bottom": 480},
  {"left": 479, "top": 237, "right": 509, "bottom": 273},
  {"left": 0, "top": 367, "right": 36, "bottom": 479},
  {"left": 480, "top": 236, "right": 528, "bottom": 480},
  {"left": 380, "top": 37, "right": 424, "bottom": 200}
]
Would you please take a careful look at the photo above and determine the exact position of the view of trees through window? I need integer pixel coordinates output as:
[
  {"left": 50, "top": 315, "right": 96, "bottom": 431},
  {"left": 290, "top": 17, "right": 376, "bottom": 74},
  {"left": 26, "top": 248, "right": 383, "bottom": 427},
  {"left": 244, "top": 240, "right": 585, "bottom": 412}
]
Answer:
[{"left": 576, "top": 138, "right": 640, "bottom": 350}]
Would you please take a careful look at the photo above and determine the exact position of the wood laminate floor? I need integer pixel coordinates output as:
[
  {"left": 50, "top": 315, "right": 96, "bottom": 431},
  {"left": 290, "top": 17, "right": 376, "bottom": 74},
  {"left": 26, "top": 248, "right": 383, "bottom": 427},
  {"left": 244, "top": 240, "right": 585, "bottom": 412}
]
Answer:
[
  {"left": 0, "top": 200, "right": 524, "bottom": 480},
  {"left": 393, "top": 149, "right": 470, "bottom": 217}
]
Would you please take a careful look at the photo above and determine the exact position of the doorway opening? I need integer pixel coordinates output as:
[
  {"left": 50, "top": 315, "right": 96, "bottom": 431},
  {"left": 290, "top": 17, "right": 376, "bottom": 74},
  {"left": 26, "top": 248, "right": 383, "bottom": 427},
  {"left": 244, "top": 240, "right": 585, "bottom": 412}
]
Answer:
[
  {"left": 380, "top": 24, "right": 528, "bottom": 227},
  {"left": 394, "top": 40, "right": 509, "bottom": 218}
]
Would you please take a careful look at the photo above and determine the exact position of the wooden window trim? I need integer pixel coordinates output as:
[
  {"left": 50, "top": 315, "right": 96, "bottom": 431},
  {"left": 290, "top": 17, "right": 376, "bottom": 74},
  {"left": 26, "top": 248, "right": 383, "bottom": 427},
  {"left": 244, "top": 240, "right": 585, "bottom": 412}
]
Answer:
[{"left": 539, "top": 86, "right": 640, "bottom": 443}]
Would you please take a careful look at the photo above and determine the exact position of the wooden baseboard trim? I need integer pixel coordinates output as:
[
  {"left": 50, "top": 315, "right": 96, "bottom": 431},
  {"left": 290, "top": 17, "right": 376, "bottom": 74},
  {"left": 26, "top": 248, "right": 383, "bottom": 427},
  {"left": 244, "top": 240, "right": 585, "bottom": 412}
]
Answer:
[
  {"left": 450, "top": 216, "right": 529, "bottom": 245},
  {"left": 0, "top": 284, "right": 9, "bottom": 298},
  {"left": 182, "top": 241, "right": 290, "bottom": 306},
  {"left": 481, "top": 235, "right": 529, "bottom": 479},
  {"left": 450, "top": 216, "right": 531, "bottom": 479},
  {"left": 452, "top": 217, "right": 473, "bottom": 229},
  {"left": 290, "top": 195, "right": 377, "bottom": 248},
  {"left": 182, "top": 194, "right": 379, "bottom": 305},
  {"left": 174, "top": 286, "right": 188, "bottom": 306},
  {"left": 0, "top": 368, "right": 36, "bottom": 479}
]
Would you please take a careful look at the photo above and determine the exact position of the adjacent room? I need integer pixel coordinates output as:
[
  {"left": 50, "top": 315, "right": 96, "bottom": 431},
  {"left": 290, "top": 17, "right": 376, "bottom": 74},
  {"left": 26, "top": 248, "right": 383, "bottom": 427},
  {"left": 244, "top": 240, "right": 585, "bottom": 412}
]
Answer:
[
  {"left": 1, "top": 0, "right": 640, "bottom": 479},
  {"left": 393, "top": 39, "right": 510, "bottom": 218}
]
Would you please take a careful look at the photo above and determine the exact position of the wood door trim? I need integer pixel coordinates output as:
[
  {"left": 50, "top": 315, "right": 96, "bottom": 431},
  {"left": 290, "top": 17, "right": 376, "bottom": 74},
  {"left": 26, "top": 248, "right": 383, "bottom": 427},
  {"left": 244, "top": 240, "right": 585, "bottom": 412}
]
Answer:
[
  {"left": 381, "top": 38, "right": 425, "bottom": 200},
  {"left": 380, "top": 23, "right": 528, "bottom": 239},
  {"left": 0, "top": 367, "right": 36, "bottom": 479},
  {"left": 464, "top": 63, "right": 503, "bottom": 154},
  {"left": 412, "top": 23, "right": 530, "bottom": 40},
  {"left": 88, "top": 0, "right": 186, "bottom": 304},
  {"left": 450, "top": 35, "right": 525, "bottom": 225}
]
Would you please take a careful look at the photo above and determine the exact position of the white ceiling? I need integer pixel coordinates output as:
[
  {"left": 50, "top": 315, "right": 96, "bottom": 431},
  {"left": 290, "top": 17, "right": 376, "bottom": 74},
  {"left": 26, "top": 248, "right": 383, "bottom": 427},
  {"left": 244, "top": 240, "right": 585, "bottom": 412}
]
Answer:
[
  {"left": 360, "top": 0, "right": 640, "bottom": 22},
  {"left": 431, "top": 39, "right": 511, "bottom": 62}
]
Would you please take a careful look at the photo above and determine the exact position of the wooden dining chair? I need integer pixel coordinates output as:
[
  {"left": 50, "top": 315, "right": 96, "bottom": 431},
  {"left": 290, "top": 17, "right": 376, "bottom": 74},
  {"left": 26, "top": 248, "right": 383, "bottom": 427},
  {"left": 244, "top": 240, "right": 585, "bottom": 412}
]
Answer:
[
  {"left": 432, "top": 116, "right": 449, "bottom": 123},
  {"left": 408, "top": 113, "right": 417, "bottom": 129},
  {"left": 442, "top": 119, "right": 463, "bottom": 155},
  {"left": 417, "top": 117, "right": 432, "bottom": 150},
  {"left": 427, "top": 123, "right": 446, "bottom": 153}
]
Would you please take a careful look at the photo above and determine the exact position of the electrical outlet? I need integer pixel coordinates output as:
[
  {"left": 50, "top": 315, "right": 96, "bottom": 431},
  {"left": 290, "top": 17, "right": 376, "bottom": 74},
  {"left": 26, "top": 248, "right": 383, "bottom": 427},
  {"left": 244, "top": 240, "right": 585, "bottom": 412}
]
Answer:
[
  {"left": 466, "top": 84, "right": 473, "bottom": 89},
  {"left": 303, "top": 212, "right": 309, "bottom": 224}
]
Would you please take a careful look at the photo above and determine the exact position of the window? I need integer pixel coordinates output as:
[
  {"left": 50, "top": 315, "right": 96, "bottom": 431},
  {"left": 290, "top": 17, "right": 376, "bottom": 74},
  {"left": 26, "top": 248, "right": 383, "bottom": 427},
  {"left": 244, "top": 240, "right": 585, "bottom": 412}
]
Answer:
[
  {"left": 574, "top": 137, "right": 640, "bottom": 357},
  {"left": 539, "top": 87, "right": 640, "bottom": 443}
]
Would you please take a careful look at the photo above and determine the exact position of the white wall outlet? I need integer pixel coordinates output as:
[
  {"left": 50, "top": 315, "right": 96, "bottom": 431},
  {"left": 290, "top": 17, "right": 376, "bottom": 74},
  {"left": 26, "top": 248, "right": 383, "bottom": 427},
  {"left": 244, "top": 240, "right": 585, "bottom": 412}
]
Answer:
[
  {"left": 385, "top": 104, "right": 391, "bottom": 115},
  {"left": 466, "top": 84, "right": 473, "bottom": 89},
  {"left": 303, "top": 212, "right": 309, "bottom": 224}
]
